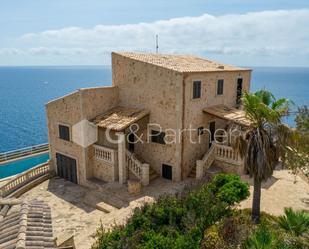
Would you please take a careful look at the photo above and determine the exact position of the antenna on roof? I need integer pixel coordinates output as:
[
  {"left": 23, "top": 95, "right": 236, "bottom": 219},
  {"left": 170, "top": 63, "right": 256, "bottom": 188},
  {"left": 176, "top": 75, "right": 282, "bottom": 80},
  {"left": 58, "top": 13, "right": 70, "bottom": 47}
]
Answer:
[{"left": 156, "top": 34, "right": 159, "bottom": 53}]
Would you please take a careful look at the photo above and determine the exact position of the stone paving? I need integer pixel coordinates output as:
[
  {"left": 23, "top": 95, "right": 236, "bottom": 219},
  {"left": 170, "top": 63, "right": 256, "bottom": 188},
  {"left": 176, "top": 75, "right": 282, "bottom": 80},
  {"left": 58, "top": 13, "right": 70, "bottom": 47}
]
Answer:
[
  {"left": 19, "top": 176, "right": 199, "bottom": 249},
  {"left": 240, "top": 169, "right": 309, "bottom": 215},
  {"left": 17, "top": 169, "right": 309, "bottom": 249}
]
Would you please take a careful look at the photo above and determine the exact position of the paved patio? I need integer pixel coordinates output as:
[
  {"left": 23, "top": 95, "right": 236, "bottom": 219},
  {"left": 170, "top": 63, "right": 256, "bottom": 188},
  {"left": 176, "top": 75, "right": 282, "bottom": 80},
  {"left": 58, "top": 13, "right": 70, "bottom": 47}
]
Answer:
[
  {"left": 17, "top": 168, "right": 309, "bottom": 249},
  {"left": 240, "top": 169, "right": 309, "bottom": 215},
  {"left": 19, "top": 177, "right": 200, "bottom": 249}
]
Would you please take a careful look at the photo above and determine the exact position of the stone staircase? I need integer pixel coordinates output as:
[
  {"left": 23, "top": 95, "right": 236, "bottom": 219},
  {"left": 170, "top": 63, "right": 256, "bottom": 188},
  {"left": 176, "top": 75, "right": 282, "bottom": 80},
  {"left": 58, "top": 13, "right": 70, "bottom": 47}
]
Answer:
[
  {"left": 149, "top": 167, "right": 159, "bottom": 181},
  {"left": 190, "top": 142, "right": 243, "bottom": 179},
  {"left": 188, "top": 166, "right": 196, "bottom": 178},
  {"left": 126, "top": 150, "right": 159, "bottom": 185}
]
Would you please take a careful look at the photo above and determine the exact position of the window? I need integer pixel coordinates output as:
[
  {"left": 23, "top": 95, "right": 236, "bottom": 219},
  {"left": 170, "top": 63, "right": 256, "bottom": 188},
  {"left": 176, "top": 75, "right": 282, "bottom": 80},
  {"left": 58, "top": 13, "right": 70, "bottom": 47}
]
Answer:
[
  {"left": 236, "top": 78, "right": 243, "bottom": 105},
  {"left": 217, "top": 79, "right": 224, "bottom": 95},
  {"left": 193, "top": 81, "right": 201, "bottom": 99},
  {"left": 151, "top": 130, "right": 166, "bottom": 144},
  {"left": 197, "top": 127, "right": 204, "bottom": 136},
  {"left": 59, "top": 124, "right": 70, "bottom": 141}
]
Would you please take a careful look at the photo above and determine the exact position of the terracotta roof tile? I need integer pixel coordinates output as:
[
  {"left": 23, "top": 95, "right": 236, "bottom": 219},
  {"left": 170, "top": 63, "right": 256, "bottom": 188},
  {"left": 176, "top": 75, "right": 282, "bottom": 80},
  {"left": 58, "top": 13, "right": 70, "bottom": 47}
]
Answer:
[
  {"left": 203, "top": 105, "right": 251, "bottom": 127},
  {"left": 91, "top": 106, "right": 149, "bottom": 131},
  {"left": 0, "top": 199, "right": 55, "bottom": 249},
  {"left": 114, "top": 52, "right": 251, "bottom": 73}
]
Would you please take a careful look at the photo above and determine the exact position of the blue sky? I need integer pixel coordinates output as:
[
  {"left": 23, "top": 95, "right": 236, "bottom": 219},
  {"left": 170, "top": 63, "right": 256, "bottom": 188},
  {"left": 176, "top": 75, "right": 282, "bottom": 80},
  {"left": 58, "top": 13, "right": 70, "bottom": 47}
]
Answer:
[{"left": 1, "top": 0, "right": 309, "bottom": 66}]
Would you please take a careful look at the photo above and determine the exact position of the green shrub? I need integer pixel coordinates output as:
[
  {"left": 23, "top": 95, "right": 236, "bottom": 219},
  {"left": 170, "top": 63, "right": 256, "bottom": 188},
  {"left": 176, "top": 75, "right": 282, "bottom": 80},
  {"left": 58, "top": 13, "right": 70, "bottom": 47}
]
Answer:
[
  {"left": 244, "top": 225, "right": 274, "bottom": 249},
  {"left": 209, "top": 173, "right": 250, "bottom": 205},
  {"left": 277, "top": 208, "right": 309, "bottom": 236},
  {"left": 217, "top": 179, "right": 250, "bottom": 204},
  {"left": 92, "top": 174, "right": 251, "bottom": 249},
  {"left": 201, "top": 224, "right": 225, "bottom": 249},
  {"left": 210, "top": 173, "right": 241, "bottom": 192}
]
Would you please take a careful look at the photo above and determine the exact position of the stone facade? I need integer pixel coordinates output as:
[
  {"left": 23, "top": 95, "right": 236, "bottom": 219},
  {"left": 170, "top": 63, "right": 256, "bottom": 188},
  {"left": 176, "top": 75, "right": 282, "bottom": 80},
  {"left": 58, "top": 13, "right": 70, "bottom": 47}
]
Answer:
[
  {"left": 46, "top": 52, "right": 251, "bottom": 186},
  {"left": 46, "top": 86, "right": 119, "bottom": 185}
]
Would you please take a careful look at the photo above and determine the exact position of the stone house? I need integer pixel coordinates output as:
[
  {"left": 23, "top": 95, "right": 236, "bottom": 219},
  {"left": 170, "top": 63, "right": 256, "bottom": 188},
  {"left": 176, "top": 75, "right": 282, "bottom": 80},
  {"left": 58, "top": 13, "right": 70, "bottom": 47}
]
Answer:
[{"left": 45, "top": 52, "right": 252, "bottom": 188}]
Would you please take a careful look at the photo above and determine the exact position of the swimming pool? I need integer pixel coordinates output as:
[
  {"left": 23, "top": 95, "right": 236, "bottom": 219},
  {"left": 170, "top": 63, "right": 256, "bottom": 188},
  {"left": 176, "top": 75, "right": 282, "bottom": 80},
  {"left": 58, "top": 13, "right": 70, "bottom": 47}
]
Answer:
[{"left": 0, "top": 153, "right": 49, "bottom": 179}]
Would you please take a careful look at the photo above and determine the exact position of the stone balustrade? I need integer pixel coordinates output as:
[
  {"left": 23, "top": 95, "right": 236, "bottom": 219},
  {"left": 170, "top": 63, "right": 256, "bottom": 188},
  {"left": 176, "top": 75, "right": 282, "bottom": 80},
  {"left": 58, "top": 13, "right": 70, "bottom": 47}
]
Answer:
[
  {"left": 196, "top": 142, "right": 243, "bottom": 179},
  {"left": 0, "top": 162, "right": 51, "bottom": 197},
  {"left": 125, "top": 150, "right": 149, "bottom": 186},
  {"left": 93, "top": 144, "right": 116, "bottom": 165},
  {"left": 214, "top": 143, "right": 242, "bottom": 164},
  {"left": 196, "top": 144, "right": 216, "bottom": 179},
  {"left": 0, "top": 143, "right": 49, "bottom": 163}
]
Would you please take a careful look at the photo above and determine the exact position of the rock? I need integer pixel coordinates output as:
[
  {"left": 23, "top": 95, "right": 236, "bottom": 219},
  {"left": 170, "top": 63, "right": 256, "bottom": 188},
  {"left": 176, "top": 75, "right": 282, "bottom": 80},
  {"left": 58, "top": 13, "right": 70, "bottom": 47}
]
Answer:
[{"left": 127, "top": 180, "right": 141, "bottom": 195}]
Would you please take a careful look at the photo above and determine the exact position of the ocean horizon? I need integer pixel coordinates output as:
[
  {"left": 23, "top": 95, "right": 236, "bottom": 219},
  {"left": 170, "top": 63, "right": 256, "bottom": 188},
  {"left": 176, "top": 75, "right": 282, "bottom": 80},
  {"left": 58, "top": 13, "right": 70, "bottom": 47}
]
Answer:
[{"left": 0, "top": 65, "right": 308, "bottom": 153}]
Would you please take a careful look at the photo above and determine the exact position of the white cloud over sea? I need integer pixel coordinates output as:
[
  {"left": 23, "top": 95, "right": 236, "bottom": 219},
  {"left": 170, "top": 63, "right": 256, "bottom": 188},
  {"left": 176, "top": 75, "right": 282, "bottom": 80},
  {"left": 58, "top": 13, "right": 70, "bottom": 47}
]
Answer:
[{"left": 1, "top": 9, "right": 309, "bottom": 66}]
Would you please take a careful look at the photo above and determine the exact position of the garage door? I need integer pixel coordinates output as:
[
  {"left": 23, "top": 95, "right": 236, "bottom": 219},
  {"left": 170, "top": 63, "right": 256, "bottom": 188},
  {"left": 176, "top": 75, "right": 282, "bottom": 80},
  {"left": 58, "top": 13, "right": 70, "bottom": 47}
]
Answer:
[{"left": 56, "top": 153, "right": 77, "bottom": 184}]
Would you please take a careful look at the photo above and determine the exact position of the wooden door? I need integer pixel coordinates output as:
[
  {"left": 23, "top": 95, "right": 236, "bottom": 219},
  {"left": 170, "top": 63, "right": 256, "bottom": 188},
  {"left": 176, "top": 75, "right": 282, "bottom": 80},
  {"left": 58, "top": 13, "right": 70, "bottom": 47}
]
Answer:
[
  {"left": 236, "top": 78, "right": 243, "bottom": 105},
  {"left": 128, "top": 133, "right": 135, "bottom": 152},
  {"left": 162, "top": 164, "right": 172, "bottom": 180},
  {"left": 56, "top": 153, "right": 77, "bottom": 184},
  {"left": 209, "top": 121, "right": 216, "bottom": 148}
]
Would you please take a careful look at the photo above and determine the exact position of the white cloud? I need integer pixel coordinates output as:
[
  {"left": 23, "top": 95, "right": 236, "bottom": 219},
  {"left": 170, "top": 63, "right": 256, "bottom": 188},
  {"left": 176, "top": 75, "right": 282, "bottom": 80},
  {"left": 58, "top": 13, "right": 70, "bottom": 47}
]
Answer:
[{"left": 2, "top": 9, "right": 309, "bottom": 65}]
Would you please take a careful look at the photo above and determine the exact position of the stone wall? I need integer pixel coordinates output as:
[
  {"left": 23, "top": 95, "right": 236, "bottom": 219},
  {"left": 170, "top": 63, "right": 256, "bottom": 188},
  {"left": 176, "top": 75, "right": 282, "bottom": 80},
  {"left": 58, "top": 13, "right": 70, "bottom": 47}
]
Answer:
[
  {"left": 182, "top": 71, "right": 251, "bottom": 177},
  {"left": 112, "top": 53, "right": 184, "bottom": 181},
  {"left": 46, "top": 86, "right": 119, "bottom": 186}
]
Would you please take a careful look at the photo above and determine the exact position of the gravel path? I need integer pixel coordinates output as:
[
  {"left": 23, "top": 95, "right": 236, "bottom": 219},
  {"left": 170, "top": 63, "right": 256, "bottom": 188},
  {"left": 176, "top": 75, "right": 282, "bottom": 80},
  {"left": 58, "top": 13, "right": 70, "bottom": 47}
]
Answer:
[{"left": 240, "top": 169, "right": 309, "bottom": 215}]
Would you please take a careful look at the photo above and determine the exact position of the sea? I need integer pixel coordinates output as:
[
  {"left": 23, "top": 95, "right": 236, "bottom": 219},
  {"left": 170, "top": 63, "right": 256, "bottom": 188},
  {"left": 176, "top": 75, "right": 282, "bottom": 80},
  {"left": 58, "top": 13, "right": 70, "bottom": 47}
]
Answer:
[{"left": 0, "top": 66, "right": 308, "bottom": 153}]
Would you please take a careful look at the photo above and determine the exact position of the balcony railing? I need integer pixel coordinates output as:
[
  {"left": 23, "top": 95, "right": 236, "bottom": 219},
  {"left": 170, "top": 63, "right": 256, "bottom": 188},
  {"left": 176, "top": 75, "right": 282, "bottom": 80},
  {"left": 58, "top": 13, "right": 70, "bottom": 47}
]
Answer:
[
  {"left": 0, "top": 162, "right": 51, "bottom": 197},
  {"left": 0, "top": 143, "right": 49, "bottom": 163},
  {"left": 213, "top": 143, "right": 242, "bottom": 164},
  {"left": 196, "top": 142, "right": 243, "bottom": 179},
  {"left": 125, "top": 149, "right": 150, "bottom": 186},
  {"left": 93, "top": 144, "right": 116, "bottom": 165}
]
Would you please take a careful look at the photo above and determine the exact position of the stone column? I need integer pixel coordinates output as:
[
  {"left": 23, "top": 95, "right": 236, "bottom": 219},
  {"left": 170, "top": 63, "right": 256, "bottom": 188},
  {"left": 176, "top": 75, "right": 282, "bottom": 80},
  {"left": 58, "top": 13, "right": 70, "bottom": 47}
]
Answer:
[
  {"left": 196, "top": 160, "right": 204, "bottom": 179},
  {"left": 141, "top": 163, "right": 150, "bottom": 186},
  {"left": 117, "top": 132, "right": 127, "bottom": 184}
]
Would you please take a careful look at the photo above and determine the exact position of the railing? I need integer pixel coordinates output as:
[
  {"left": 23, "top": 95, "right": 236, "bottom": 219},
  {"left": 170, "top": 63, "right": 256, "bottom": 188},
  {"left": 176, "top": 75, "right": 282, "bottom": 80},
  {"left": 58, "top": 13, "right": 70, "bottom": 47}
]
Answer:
[
  {"left": 213, "top": 143, "right": 242, "bottom": 165},
  {"left": 0, "top": 162, "right": 51, "bottom": 197},
  {"left": 196, "top": 144, "right": 216, "bottom": 179},
  {"left": 0, "top": 143, "right": 49, "bottom": 163},
  {"left": 93, "top": 144, "right": 116, "bottom": 165},
  {"left": 196, "top": 142, "right": 243, "bottom": 179},
  {"left": 125, "top": 150, "right": 142, "bottom": 179},
  {"left": 125, "top": 149, "right": 150, "bottom": 186}
]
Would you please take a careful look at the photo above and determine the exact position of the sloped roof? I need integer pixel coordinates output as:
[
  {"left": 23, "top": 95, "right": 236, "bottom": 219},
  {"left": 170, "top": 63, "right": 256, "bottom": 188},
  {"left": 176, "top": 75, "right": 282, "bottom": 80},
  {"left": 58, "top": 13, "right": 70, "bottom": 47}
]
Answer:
[
  {"left": 91, "top": 106, "right": 149, "bottom": 131},
  {"left": 114, "top": 52, "right": 251, "bottom": 73},
  {"left": 0, "top": 199, "right": 55, "bottom": 249},
  {"left": 203, "top": 105, "right": 251, "bottom": 127}
]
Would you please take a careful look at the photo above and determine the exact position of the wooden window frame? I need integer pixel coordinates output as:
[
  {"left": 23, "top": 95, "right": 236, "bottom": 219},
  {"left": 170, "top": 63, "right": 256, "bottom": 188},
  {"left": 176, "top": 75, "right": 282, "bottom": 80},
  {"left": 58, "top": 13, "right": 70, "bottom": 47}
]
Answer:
[
  {"left": 192, "top": 80, "right": 201, "bottom": 99},
  {"left": 217, "top": 79, "right": 224, "bottom": 96},
  {"left": 197, "top": 126, "right": 204, "bottom": 136},
  {"left": 151, "top": 130, "right": 166, "bottom": 145},
  {"left": 58, "top": 124, "right": 71, "bottom": 141}
]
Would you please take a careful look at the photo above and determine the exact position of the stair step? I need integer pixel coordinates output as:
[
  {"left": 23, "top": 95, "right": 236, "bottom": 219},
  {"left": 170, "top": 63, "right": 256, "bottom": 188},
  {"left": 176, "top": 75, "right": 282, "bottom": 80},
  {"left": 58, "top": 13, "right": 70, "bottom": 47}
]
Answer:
[
  {"left": 148, "top": 167, "right": 159, "bottom": 181},
  {"left": 95, "top": 202, "right": 113, "bottom": 213},
  {"left": 188, "top": 166, "right": 197, "bottom": 178}
]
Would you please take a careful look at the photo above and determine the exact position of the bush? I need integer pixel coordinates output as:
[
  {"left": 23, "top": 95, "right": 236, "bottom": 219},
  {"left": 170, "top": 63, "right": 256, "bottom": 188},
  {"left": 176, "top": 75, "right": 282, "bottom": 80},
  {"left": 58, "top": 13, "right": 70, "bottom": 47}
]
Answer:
[
  {"left": 244, "top": 224, "right": 274, "bottom": 249},
  {"left": 92, "top": 174, "right": 251, "bottom": 249},
  {"left": 210, "top": 173, "right": 250, "bottom": 204},
  {"left": 277, "top": 208, "right": 309, "bottom": 236},
  {"left": 210, "top": 173, "right": 241, "bottom": 192}
]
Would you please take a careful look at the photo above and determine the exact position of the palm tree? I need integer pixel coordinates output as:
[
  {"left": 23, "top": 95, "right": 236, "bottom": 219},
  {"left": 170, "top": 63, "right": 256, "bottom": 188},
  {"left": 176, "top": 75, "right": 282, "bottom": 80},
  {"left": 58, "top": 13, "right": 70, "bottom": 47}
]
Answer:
[
  {"left": 245, "top": 225, "right": 274, "bottom": 249},
  {"left": 234, "top": 90, "right": 290, "bottom": 223},
  {"left": 277, "top": 208, "right": 309, "bottom": 236}
]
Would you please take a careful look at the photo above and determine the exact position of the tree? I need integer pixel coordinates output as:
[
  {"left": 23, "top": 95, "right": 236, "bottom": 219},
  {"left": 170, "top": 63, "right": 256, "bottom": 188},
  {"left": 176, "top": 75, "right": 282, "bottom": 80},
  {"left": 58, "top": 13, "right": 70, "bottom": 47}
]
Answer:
[
  {"left": 282, "top": 106, "right": 309, "bottom": 180},
  {"left": 295, "top": 105, "right": 309, "bottom": 132},
  {"left": 233, "top": 90, "right": 290, "bottom": 223}
]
